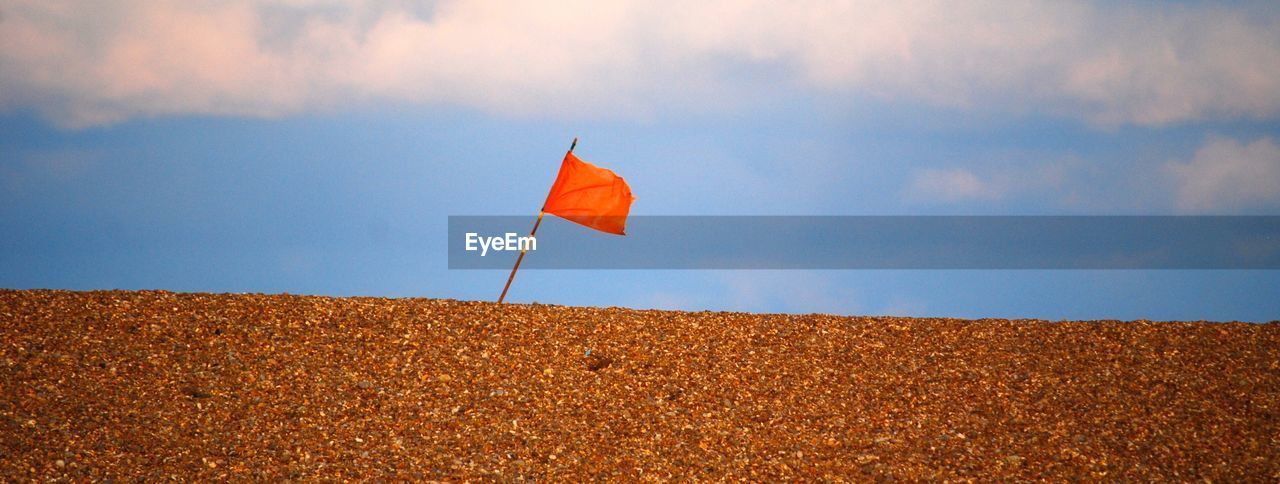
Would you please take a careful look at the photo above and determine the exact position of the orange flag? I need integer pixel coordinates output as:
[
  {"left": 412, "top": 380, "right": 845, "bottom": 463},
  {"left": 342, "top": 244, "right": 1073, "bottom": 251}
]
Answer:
[{"left": 542, "top": 151, "right": 635, "bottom": 235}]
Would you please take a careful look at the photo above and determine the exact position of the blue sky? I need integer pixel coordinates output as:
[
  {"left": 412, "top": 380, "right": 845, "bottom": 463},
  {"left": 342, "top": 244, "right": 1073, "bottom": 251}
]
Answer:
[{"left": 2, "top": 1, "right": 1279, "bottom": 321}]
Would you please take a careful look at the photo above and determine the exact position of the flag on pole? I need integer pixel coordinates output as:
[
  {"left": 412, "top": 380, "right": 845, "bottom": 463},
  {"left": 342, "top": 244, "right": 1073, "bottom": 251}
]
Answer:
[
  {"left": 542, "top": 150, "right": 635, "bottom": 235},
  {"left": 498, "top": 139, "right": 634, "bottom": 303}
]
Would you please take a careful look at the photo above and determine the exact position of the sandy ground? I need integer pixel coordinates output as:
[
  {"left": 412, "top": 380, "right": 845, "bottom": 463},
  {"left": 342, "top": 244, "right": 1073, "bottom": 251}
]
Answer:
[{"left": 2, "top": 289, "right": 1278, "bottom": 481}]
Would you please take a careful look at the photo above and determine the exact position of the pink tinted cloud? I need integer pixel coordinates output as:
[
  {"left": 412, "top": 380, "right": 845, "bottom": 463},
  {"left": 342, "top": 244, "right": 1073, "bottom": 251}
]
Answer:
[{"left": 1, "top": 1, "right": 1278, "bottom": 128}]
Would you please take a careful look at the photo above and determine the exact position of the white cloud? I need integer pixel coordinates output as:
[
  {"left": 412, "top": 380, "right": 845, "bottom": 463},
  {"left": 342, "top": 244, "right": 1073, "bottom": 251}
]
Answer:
[
  {"left": 904, "top": 168, "right": 1000, "bottom": 202},
  {"left": 2, "top": 1, "right": 1279, "bottom": 128},
  {"left": 1167, "top": 136, "right": 1280, "bottom": 212},
  {"left": 901, "top": 154, "right": 1172, "bottom": 211}
]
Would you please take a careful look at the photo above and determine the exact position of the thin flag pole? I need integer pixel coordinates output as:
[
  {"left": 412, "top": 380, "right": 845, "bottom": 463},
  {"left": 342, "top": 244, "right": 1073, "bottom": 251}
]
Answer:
[{"left": 498, "top": 137, "right": 577, "bottom": 304}]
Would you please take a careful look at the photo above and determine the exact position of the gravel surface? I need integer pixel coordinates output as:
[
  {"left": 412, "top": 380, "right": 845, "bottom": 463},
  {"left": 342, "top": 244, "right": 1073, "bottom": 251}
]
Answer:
[{"left": 2, "top": 289, "right": 1278, "bottom": 481}]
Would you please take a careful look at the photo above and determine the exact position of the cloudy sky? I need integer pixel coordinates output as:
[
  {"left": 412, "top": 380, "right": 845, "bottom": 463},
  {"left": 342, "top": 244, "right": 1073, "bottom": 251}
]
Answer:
[{"left": 3, "top": 0, "right": 1278, "bottom": 321}]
